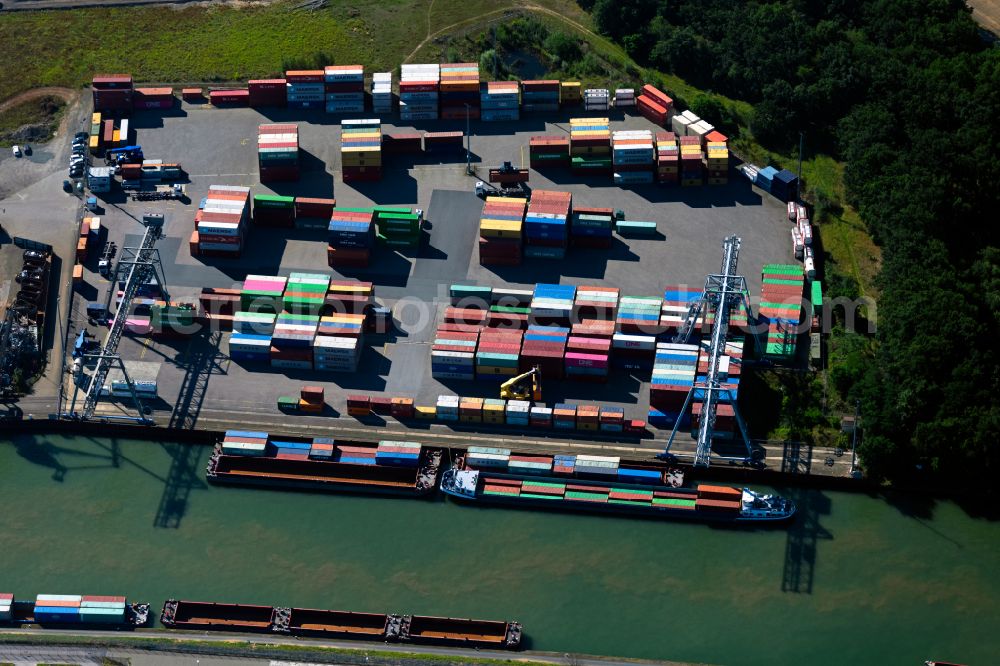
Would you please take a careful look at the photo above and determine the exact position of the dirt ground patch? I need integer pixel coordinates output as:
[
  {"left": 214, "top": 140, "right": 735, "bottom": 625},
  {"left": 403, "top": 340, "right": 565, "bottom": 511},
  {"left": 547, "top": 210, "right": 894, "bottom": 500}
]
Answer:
[{"left": 968, "top": 0, "right": 1000, "bottom": 35}]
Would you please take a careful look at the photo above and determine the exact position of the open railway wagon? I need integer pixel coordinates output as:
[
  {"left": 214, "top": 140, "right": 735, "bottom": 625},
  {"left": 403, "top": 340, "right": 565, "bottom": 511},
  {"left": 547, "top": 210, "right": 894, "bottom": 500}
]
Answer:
[{"left": 161, "top": 599, "right": 522, "bottom": 649}]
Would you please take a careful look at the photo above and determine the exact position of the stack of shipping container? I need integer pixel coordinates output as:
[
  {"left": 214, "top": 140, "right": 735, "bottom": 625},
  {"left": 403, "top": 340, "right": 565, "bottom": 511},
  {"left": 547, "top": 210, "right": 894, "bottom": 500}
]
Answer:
[
  {"left": 400, "top": 64, "right": 440, "bottom": 121},
  {"left": 704, "top": 137, "right": 729, "bottom": 185},
  {"left": 439, "top": 63, "right": 480, "bottom": 120},
  {"left": 253, "top": 194, "right": 296, "bottom": 228},
  {"left": 324, "top": 65, "right": 365, "bottom": 114},
  {"left": 248, "top": 79, "right": 287, "bottom": 107},
  {"left": 478, "top": 196, "right": 526, "bottom": 266},
  {"left": 659, "top": 284, "right": 702, "bottom": 336},
  {"left": 315, "top": 306, "right": 363, "bottom": 373},
  {"left": 432, "top": 317, "right": 480, "bottom": 381},
  {"left": 655, "top": 132, "right": 679, "bottom": 184},
  {"left": 480, "top": 81, "right": 520, "bottom": 122},
  {"left": 616, "top": 295, "right": 663, "bottom": 335},
  {"left": 88, "top": 112, "right": 101, "bottom": 151},
  {"left": 612, "top": 129, "right": 655, "bottom": 186},
  {"left": 230, "top": 313, "right": 274, "bottom": 363},
  {"left": 695, "top": 485, "right": 742, "bottom": 516},
  {"left": 374, "top": 206, "right": 421, "bottom": 248},
  {"left": 679, "top": 136, "right": 704, "bottom": 186},
  {"left": 476, "top": 328, "right": 523, "bottom": 380},
  {"left": 648, "top": 342, "right": 699, "bottom": 428},
  {"left": 692, "top": 337, "right": 743, "bottom": 439},
  {"left": 241, "top": 274, "right": 286, "bottom": 314},
  {"left": 285, "top": 70, "right": 325, "bottom": 110},
  {"left": 566, "top": 319, "right": 613, "bottom": 382},
  {"left": 326, "top": 280, "right": 373, "bottom": 314},
  {"left": 257, "top": 123, "right": 299, "bottom": 182},
  {"left": 520, "top": 325, "right": 568, "bottom": 380},
  {"left": 524, "top": 190, "right": 572, "bottom": 260},
  {"left": 192, "top": 185, "right": 251, "bottom": 258},
  {"left": 283, "top": 272, "right": 330, "bottom": 315},
  {"left": 613, "top": 88, "right": 635, "bottom": 108},
  {"left": 638, "top": 85, "right": 672, "bottom": 127},
  {"left": 560, "top": 81, "right": 582, "bottom": 106},
  {"left": 328, "top": 208, "right": 376, "bottom": 267},
  {"left": 759, "top": 264, "right": 804, "bottom": 362},
  {"left": 341, "top": 118, "right": 382, "bottom": 182},
  {"left": 570, "top": 207, "right": 615, "bottom": 248},
  {"left": 0, "top": 594, "right": 11, "bottom": 622},
  {"left": 584, "top": 88, "right": 610, "bottom": 111},
  {"left": 574, "top": 285, "right": 619, "bottom": 320},
  {"left": 33, "top": 595, "right": 127, "bottom": 624},
  {"left": 294, "top": 196, "right": 337, "bottom": 230},
  {"left": 687, "top": 119, "right": 715, "bottom": 145},
  {"left": 531, "top": 283, "right": 575, "bottom": 327},
  {"left": 671, "top": 109, "right": 699, "bottom": 137},
  {"left": 570, "top": 118, "right": 611, "bottom": 175},
  {"left": 521, "top": 80, "right": 560, "bottom": 112},
  {"left": 92, "top": 74, "right": 134, "bottom": 114},
  {"left": 270, "top": 313, "right": 319, "bottom": 370},
  {"left": 371, "top": 72, "right": 393, "bottom": 113},
  {"left": 528, "top": 135, "right": 570, "bottom": 169}
]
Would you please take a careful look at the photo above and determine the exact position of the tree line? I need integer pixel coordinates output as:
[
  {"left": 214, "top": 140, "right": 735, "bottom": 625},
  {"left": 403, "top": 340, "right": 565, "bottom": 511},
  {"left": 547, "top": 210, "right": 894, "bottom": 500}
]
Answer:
[{"left": 580, "top": 0, "right": 1000, "bottom": 491}]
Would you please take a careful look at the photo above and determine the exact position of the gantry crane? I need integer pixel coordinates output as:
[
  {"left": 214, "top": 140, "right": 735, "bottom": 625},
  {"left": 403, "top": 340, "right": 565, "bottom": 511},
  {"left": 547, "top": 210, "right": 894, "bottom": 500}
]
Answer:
[
  {"left": 66, "top": 213, "right": 167, "bottom": 423},
  {"left": 662, "top": 236, "right": 763, "bottom": 467}
]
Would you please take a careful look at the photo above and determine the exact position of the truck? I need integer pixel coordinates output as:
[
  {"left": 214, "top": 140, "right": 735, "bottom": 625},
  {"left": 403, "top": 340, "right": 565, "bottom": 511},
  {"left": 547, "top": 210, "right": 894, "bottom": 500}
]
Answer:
[{"left": 129, "top": 184, "right": 186, "bottom": 201}]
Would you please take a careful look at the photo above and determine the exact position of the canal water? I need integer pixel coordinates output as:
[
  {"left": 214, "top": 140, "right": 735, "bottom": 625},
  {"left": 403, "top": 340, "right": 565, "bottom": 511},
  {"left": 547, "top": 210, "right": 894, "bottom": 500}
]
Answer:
[{"left": 2, "top": 435, "right": 998, "bottom": 665}]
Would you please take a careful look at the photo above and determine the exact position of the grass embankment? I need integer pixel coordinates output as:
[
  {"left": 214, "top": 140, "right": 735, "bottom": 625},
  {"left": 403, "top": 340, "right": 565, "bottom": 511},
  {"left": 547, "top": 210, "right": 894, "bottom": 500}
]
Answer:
[
  {"left": 0, "top": 95, "right": 66, "bottom": 147},
  {"left": 0, "top": 633, "right": 559, "bottom": 666}
]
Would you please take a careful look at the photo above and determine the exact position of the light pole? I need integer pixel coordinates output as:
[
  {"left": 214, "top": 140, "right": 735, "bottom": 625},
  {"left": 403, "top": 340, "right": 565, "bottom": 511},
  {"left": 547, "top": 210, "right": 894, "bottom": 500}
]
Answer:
[{"left": 465, "top": 103, "right": 472, "bottom": 175}]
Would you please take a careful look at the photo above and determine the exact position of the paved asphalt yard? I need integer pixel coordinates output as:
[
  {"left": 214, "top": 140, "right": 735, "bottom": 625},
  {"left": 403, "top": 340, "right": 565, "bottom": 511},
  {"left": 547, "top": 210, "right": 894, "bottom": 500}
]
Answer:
[{"left": 4, "top": 96, "right": 807, "bottom": 463}]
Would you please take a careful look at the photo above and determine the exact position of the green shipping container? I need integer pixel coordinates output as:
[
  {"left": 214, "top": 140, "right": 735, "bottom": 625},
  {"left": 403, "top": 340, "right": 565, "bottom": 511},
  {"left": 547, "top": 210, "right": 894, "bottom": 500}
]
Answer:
[
  {"left": 254, "top": 194, "right": 295, "bottom": 208},
  {"left": 811, "top": 280, "right": 823, "bottom": 310}
]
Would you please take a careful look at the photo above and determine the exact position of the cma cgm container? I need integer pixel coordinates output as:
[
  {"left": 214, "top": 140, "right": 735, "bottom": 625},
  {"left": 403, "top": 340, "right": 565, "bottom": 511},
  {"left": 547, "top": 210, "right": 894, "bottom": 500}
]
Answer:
[{"left": 133, "top": 87, "right": 173, "bottom": 110}]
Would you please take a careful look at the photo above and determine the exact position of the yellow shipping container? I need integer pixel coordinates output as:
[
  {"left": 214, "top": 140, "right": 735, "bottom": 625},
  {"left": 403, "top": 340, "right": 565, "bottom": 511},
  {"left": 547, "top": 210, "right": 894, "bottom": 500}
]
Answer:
[
  {"left": 480, "top": 219, "right": 523, "bottom": 239},
  {"left": 570, "top": 117, "right": 608, "bottom": 125},
  {"left": 486, "top": 196, "right": 528, "bottom": 205},
  {"left": 415, "top": 406, "right": 437, "bottom": 420},
  {"left": 91, "top": 112, "right": 101, "bottom": 124},
  {"left": 88, "top": 135, "right": 99, "bottom": 149}
]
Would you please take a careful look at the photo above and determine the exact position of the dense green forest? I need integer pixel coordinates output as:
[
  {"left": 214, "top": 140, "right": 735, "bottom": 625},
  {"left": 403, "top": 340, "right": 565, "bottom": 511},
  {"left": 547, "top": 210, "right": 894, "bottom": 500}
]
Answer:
[{"left": 580, "top": 0, "right": 1000, "bottom": 489}]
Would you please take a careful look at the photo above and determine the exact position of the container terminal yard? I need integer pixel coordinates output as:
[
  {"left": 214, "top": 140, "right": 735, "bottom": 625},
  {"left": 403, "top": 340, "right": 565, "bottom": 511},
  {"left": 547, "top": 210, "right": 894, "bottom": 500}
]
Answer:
[{"left": 0, "top": 71, "right": 846, "bottom": 481}]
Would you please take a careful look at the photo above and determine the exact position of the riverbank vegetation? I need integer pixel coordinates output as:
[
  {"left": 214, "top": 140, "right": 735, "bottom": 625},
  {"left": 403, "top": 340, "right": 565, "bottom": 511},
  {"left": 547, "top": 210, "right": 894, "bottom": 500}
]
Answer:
[{"left": 583, "top": 0, "right": 1000, "bottom": 491}]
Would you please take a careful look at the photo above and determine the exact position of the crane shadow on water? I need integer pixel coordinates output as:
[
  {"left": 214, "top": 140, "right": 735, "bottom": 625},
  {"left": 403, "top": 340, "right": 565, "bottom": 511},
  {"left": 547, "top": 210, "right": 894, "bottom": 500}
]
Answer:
[
  {"left": 779, "top": 487, "right": 832, "bottom": 594},
  {"left": 11, "top": 434, "right": 166, "bottom": 484}
]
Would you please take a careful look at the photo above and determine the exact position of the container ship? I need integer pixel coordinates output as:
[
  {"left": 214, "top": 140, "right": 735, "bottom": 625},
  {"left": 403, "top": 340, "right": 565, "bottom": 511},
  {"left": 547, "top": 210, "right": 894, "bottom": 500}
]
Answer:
[
  {"left": 0, "top": 593, "right": 149, "bottom": 627},
  {"left": 440, "top": 447, "right": 795, "bottom": 523},
  {"left": 206, "top": 432, "right": 442, "bottom": 497},
  {"left": 161, "top": 599, "right": 521, "bottom": 649}
]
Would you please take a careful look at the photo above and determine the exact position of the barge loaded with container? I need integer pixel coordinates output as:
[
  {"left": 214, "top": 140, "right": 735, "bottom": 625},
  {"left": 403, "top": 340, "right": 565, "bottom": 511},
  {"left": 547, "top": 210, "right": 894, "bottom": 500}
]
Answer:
[
  {"left": 440, "top": 447, "right": 794, "bottom": 523},
  {"left": 0, "top": 593, "right": 149, "bottom": 627},
  {"left": 160, "top": 599, "right": 521, "bottom": 649},
  {"left": 206, "top": 431, "right": 442, "bottom": 496}
]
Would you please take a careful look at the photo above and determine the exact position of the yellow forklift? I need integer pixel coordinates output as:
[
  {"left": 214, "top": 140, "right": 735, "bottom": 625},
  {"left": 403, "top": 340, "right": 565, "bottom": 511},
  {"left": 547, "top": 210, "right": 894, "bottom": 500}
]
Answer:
[{"left": 499, "top": 366, "right": 542, "bottom": 402}]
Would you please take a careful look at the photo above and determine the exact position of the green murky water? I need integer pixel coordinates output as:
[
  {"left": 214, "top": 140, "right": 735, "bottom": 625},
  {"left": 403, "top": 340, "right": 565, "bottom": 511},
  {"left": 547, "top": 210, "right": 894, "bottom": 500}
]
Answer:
[{"left": 2, "top": 435, "right": 998, "bottom": 665}]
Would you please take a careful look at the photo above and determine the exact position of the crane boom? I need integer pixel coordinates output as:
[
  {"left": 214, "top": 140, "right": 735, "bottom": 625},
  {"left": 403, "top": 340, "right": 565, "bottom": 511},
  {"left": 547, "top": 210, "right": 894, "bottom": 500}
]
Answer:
[
  {"left": 79, "top": 214, "right": 164, "bottom": 420},
  {"left": 663, "top": 235, "right": 760, "bottom": 468}
]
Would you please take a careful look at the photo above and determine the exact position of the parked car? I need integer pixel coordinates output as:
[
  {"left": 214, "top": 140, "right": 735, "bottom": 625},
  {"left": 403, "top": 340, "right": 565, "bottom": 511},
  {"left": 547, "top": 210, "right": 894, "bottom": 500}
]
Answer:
[
  {"left": 22, "top": 145, "right": 31, "bottom": 156},
  {"left": 12, "top": 145, "right": 22, "bottom": 158}
]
